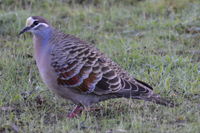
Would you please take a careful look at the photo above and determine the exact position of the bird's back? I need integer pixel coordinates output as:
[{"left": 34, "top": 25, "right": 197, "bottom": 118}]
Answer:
[{"left": 48, "top": 30, "right": 154, "bottom": 101}]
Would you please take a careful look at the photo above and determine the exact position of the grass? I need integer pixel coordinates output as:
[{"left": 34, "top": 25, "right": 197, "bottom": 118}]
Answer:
[{"left": 0, "top": 0, "right": 200, "bottom": 132}]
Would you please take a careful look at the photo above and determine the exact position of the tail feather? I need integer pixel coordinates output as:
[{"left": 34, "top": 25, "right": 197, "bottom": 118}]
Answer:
[{"left": 114, "top": 78, "right": 176, "bottom": 107}]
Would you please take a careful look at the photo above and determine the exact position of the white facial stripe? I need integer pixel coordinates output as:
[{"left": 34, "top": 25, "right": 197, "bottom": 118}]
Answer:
[
  {"left": 38, "top": 23, "right": 49, "bottom": 27},
  {"left": 32, "top": 23, "right": 49, "bottom": 30},
  {"left": 26, "top": 17, "right": 49, "bottom": 28}
]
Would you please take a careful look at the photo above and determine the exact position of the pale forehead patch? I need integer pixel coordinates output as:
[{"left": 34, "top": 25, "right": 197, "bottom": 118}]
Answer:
[
  {"left": 26, "top": 17, "right": 35, "bottom": 27},
  {"left": 25, "top": 16, "right": 49, "bottom": 27}
]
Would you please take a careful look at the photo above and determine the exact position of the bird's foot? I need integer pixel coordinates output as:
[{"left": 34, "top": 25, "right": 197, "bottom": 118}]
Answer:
[
  {"left": 67, "top": 105, "right": 83, "bottom": 118},
  {"left": 67, "top": 105, "right": 101, "bottom": 118}
]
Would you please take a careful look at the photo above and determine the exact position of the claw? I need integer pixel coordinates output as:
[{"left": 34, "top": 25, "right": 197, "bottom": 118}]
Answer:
[
  {"left": 67, "top": 105, "right": 83, "bottom": 118},
  {"left": 67, "top": 105, "right": 101, "bottom": 118}
]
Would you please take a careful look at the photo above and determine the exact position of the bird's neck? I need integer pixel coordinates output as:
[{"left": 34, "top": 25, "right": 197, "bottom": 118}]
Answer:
[{"left": 33, "top": 30, "right": 52, "bottom": 63}]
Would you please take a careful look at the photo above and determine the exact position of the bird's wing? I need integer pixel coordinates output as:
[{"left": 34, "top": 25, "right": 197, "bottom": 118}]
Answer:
[{"left": 50, "top": 34, "right": 153, "bottom": 97}]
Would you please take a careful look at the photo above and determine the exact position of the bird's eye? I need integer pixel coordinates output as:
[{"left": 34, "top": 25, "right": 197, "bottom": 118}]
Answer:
[{"left": 33, "top": 21, "right": 39, "bottom": 25}]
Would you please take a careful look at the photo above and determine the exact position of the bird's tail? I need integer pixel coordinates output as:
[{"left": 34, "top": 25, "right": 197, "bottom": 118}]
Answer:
[{"left": 141, "top": 93, "right": 176, "bottom": 107}]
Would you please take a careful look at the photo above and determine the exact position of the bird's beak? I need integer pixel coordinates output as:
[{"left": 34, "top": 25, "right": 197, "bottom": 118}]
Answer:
[{"left": 18, "top": 26, "right": 32, "bottom": 36}]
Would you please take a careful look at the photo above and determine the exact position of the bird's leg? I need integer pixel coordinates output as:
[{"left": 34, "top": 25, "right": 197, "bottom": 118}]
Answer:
[
  {"left": 67, "top": 105, "right": 84, "bottom": 118},
  {"left": 67, "top": 105, "right": 102, "bottom": 118}
]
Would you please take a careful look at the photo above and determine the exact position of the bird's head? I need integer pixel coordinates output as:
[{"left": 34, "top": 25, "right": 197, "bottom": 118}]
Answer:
[{"left": 19, "top": 16, "right": 51, "bottom": 36}]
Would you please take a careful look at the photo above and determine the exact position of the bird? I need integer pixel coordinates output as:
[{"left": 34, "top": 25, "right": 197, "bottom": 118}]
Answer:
[{"left": 19, "top": 16, "right": 174, "bottom": 118}]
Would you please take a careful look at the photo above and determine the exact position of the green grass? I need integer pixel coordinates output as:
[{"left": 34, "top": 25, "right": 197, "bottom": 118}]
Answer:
[{"left": 0, "top": 0, "right": 200, "bottom": 132}]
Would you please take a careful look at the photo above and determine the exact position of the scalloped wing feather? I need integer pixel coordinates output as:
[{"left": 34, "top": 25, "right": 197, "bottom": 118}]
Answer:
[{"left": 50, "top": 33, "right": 153, "bottom": 97}]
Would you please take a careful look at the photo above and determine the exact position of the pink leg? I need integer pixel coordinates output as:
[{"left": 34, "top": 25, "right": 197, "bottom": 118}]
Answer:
[
  {"left": 67, "top": 105, "right": 84, "bottom": 118},
  {"left": 67, "top": 105, "right": 102, "bottom": 118}
]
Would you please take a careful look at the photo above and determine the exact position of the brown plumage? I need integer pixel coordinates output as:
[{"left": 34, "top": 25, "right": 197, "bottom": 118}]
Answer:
[{"left": 19, "top": 16, "right": 174, "bottom": 118}]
